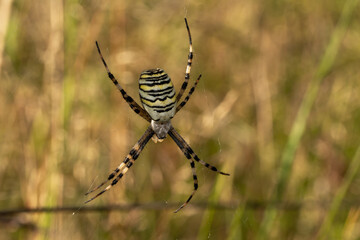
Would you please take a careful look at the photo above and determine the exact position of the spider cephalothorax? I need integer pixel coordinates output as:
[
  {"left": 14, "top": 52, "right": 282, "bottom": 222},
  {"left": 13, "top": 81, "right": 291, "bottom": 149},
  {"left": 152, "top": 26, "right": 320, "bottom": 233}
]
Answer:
[{"left": 86, "top": 18, "right": 229, "bottom": 213}]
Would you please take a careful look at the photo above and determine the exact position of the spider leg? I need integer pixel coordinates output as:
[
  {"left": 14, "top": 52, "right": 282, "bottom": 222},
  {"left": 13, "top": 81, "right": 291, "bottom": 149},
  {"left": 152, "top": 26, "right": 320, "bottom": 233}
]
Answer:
[
  {"left": 84, "top": 160, "right": 127, "bottom": 196},
  {"left": 85, "top": 126, "right": 154, "bottom": 203},
  {"left": 96, "top": 41, "right": 152, "bottom": 122},
  {"left": 174, "top": 157, "right": 198, "bottom": 213},
  {"left": 168, "top": 127, "right": 230, "bottom": 176},
  {"left": 176, "top": 74, "right": 201, "bottom": 113},
  {"left": 168, "top": 127, "right": 229, "bottom": 212},
  {"left": 175, "top": 18, "right": 193, "bottom": 103}
]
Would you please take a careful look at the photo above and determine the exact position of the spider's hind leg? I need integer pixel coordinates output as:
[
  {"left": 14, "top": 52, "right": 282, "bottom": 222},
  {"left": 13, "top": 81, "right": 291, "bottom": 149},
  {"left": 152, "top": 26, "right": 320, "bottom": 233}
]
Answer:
[
  {"left": 95, "top": 41, "right": 152, "bottom": 122},
  {"left": 176, "top": 18, "right": 194, "bottom": 103},
  {"left": 176, "top": 74, "right": 201, "bottom": 113}
]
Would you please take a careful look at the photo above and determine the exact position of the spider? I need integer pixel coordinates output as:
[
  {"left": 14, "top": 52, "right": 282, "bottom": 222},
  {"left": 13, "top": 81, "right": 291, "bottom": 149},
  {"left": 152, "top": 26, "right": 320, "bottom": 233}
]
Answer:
[{"left": 85, "top": 18, "right": 230, "bottom": 212}]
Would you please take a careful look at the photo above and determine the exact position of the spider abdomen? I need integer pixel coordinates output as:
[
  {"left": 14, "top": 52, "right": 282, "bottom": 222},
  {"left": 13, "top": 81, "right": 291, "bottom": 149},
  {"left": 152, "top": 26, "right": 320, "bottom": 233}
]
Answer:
[{"left": 139, "top": 68, "right": 176, "bottom": 122}]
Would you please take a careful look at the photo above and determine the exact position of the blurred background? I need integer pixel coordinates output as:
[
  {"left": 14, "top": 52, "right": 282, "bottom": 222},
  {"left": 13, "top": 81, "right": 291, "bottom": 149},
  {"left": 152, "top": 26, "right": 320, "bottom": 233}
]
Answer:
[{"left": 1, "top": 0, "right": 360, "bottom": 239}]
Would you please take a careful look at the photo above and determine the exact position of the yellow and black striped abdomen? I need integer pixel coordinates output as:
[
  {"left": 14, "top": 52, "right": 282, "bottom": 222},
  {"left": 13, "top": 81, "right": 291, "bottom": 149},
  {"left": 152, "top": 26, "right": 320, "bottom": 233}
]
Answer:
[{"left": 139, "top": 68, "right": 176, "bottom": 122}]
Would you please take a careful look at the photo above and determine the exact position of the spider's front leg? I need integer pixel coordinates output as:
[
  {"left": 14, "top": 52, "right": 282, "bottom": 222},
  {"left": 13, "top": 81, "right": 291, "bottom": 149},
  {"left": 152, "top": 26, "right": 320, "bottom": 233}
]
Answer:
[
  {"left": 174, "top": 158, "right": 198, "bottom": 213},
  {"left": 168, "top": 127, "right": 230, "bottom": 212},
  {"left": 85, "top": 126, "right": 154, "bottom": 203},
  {"left": 169, "top": 127, "right": 230, "bottom": 175}
]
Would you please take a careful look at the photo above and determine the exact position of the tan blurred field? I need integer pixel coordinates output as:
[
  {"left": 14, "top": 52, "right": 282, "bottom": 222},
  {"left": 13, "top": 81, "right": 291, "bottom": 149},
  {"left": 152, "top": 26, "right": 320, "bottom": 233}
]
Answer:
[{"left": 1, "top": 0, "right": 360, "bottom": 239}]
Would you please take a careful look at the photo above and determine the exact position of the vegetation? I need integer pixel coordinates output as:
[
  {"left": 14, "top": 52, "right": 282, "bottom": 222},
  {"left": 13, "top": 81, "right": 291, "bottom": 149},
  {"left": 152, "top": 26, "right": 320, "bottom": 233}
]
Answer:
[{"left": 0, "top": 0, "right": 360, "bottom": 239}]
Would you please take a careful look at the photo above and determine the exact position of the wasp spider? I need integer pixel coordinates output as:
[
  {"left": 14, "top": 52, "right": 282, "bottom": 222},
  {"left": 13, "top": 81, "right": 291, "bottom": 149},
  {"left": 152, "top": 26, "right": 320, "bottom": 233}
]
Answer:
[{"left": 86, "top": 18, "right": 229, "bottom": 212}]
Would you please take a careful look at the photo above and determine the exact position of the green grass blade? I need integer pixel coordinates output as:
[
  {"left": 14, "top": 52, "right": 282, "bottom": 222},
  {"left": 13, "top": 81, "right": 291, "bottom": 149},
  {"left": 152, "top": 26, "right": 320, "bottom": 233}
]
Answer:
[
  {"left": 197, "top": 172, "right": 229, "bottom": 240},
  {"left": 318, "top": 145, "right": 360, "bottom": 239},
  {"left": 257, "top": 0, "right": 360, "bottom": 238},
  {"left": 227, "top": 201, "right": 246, "bottom": 240}
]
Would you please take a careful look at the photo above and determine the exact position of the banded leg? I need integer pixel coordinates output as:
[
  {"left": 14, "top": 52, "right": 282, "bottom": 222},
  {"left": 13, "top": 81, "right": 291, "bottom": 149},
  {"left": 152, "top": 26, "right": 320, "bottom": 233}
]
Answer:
[
  {"left": 175, "top": 18, "right": 194, "bottom": 103},
  {"left": 85, "top": 126, "right": 154, "bottom": 203},
  {"left": 174, "top": 150, "right": 198, "bottom": 213},
  {"left": 176, "top": 74, "right": 201, "bottom": 113},
  {"left": 168, "top": 127, "right": 230, "bottom": 176},
  {"left": 96, "top": 41, "right": 152, "bottom": 122}
]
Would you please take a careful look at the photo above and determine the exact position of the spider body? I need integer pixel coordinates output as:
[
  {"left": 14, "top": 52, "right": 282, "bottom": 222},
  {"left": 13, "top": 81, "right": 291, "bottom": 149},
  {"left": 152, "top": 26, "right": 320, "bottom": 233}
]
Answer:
[
  {"left": 139, "top": 68, "right": 176, "bottom": 122},
  {"left": 86, "top": 18, "right": 229, "bottom": 212},
  {"left": 139, "top": 68, "right": 176, "bottom": 140}
]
